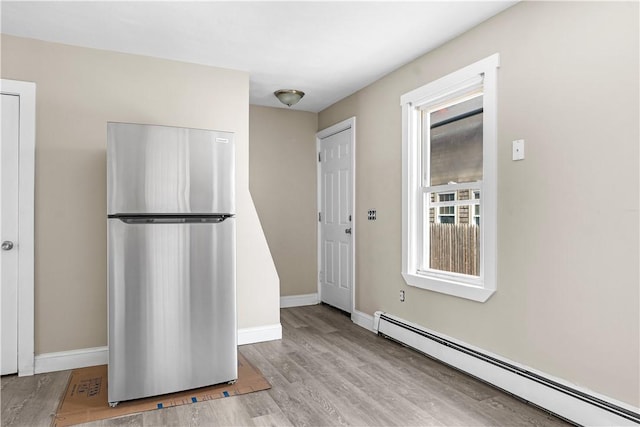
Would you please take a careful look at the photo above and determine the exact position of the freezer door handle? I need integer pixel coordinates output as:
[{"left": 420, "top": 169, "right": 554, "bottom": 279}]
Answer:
[{"left": 115, "top": 215, "right": 233, "bottom": 224}]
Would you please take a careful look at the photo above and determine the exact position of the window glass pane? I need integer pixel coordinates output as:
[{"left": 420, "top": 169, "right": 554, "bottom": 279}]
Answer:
[
  {"left": 428, "top": 95, "right": 483, "bottom": 186},
  {"left": 427, "top": 189, "right": 480, "bottom": 277}
]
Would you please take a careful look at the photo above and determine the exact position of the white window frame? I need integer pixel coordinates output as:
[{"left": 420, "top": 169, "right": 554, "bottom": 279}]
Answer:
[{"left": 401, "top": 54, "right": 499, "bottom": 302}]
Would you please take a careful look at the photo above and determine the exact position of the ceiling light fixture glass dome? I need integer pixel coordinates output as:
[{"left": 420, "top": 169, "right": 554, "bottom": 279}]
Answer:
[{"left": 274, "top": 89, "right": 305, "bottom": 107}]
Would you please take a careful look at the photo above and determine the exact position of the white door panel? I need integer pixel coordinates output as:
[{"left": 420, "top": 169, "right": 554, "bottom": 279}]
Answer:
[
  {"left": 1, "top": 93, "right": 20, "bottom": 375},
  {"left": 0, "top": 79, "right": 35, "bottom": 377},
  {"left": 319, "top": 127, "right": 352, "bottom": 313}
]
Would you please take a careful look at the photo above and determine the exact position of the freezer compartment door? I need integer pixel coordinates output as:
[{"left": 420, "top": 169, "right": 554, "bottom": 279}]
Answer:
[
  {"left": 108, "top": 218, "right": 237, "bottom": 404},
  {"left": 107, "top": 122, "right": 235, "bottom": 215}
]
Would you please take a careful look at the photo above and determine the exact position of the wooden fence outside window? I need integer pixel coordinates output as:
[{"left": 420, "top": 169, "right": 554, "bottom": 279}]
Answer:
[{"left": 429, "top": 223, "right": 480, "bottom": 276}]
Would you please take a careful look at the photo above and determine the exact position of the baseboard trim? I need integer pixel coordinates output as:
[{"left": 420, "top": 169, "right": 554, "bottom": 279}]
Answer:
[
  {"left": 280, "top": 293, "right": 319, "bottom": 308},
  {"left": 34, "top": 346, "right": 108, "bottom": 374},
  {"left": 238, "top": 323, "right": 282, "bottom": 346},
  {"left": 374, "top": 311, "right": 640, "bottom": 426},
  {"left": 32, "top": 324, "right": 283, "bottom": 374},
  {"left": 351, "top": 309, "right": 375, "bottom": 332}
]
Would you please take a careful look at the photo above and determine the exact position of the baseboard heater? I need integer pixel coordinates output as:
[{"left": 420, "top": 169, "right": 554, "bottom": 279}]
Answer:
[{"left": 374, "top": 312, "right": 640, "bottom": 427}]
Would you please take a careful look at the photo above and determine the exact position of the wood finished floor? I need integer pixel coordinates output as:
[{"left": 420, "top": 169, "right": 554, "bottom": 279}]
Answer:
[{"left": 2, "top": 304, "right": 571, "bottom": 426}]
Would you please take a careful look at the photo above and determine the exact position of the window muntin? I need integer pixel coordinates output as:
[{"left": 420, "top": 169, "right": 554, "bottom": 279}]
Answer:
[{"left": 401, "top": 53, "right": 498, "bottom": 302}]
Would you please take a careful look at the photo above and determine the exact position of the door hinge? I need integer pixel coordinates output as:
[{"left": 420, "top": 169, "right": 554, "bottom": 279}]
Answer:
[
  {"left": 318, "top": 152, "right": 321, "bottom": 162},
  {"left": 318, "top": 212, "right": 322, "bottom": 222}
]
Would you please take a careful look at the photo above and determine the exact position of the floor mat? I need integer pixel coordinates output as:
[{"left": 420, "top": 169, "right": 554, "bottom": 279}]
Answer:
[{"left": 53, "top": 353, "right": 270, "bottom": 427}]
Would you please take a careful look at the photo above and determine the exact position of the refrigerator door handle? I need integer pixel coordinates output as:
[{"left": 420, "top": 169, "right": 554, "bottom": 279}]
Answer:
[{"left": 116, "top": 215, "right": 233, "bottom": 224}]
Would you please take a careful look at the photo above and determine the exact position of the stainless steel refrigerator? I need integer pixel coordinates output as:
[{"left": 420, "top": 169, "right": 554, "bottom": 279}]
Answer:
[{"left": 107, "top": 122, "right": 237, "bottom": 406}]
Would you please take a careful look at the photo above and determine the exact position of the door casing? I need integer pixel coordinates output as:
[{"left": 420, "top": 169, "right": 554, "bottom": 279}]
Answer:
[
  {"left": 1, "top": 79, "right": 36, "bottom": 376},
  {"left": 316, "top": 117, "right": 356, "bottom": 314}
]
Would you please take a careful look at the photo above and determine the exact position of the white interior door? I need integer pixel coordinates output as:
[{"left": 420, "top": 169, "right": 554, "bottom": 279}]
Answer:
[
  {"left": 1, "top": 93, "right": 21, "bottom": 375},
  {"left": 318, "top": 124, "right": 353, "bottom": 313},
  {"left": 1, "top": 79, "right": 35, "bottom": 377}
]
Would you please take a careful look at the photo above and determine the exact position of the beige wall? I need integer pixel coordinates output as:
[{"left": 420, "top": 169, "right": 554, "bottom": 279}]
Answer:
[
  {"left": 1, "top": 35, "right": 280, "bottom": 354},
  {"left": 319, "top": 2, "right": 639, "bottom": 406},
  {"left": 249, "top": 106, "right": 318, "bottom": 297}
]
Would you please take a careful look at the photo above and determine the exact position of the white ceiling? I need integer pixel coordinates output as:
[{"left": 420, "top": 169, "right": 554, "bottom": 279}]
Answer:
[{"left": 1, "top": 1, "right": 516, "bottom": 112}]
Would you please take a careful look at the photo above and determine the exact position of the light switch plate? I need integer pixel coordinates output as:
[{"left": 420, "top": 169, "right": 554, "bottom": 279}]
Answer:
[{"left": 512, "top": 139, "right": 525, "bottom": 161}]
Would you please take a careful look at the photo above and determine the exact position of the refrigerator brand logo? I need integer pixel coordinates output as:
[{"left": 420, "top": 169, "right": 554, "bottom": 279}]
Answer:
[{"left": 216, "top": 137, "right": 229, "bottom": 144}]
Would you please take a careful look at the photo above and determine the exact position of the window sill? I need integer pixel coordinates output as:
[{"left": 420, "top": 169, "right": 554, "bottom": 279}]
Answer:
[{"left": 401, "top": 272, "right": 495, "bottom": 302}]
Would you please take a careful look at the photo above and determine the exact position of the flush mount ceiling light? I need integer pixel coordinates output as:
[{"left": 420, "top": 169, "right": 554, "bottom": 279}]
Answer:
[{"left": 274, "top": 89, "right": 305, "bottom": 107}]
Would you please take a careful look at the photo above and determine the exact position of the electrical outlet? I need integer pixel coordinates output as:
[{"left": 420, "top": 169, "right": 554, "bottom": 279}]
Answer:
[
  {"left": 368, "top": 210, "right": 377, "bottom": 220},
  {"left": 400, "top": 290, "right": 405, "bottom": 302}
]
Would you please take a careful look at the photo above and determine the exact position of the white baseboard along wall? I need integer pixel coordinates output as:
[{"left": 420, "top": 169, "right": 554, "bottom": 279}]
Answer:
[
  {"left": 351, "top": 309, "right": 375, "bottom": 332},
  {"left": 280, "top": 293, "right": 319, "bottom": 308},
  {"left": 34, "top": 346, "right": 109, "bottom": 374},
  {"left": 237, "top": 324, "right": 282, "bottom": 346}
]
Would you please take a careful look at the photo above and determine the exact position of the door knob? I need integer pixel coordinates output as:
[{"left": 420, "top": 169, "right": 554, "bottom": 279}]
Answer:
[
  {"left": 345, "top": 228, "right": 352, "bottom": 234},
  {"left": 1, "top": 241, "right": 14, "bottom": 250}
]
